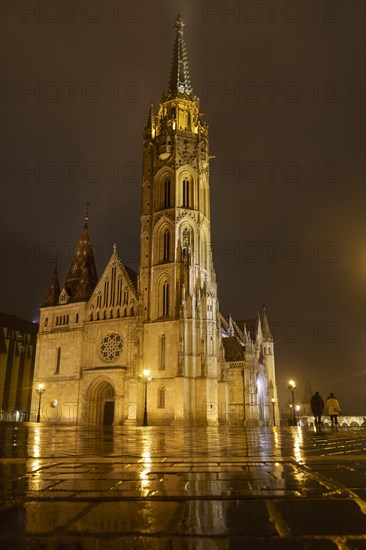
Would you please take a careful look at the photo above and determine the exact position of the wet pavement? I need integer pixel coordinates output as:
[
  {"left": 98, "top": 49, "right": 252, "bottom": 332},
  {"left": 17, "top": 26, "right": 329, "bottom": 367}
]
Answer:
[{"left": 0, "top": 423, "right": 365, "bottom": 549}]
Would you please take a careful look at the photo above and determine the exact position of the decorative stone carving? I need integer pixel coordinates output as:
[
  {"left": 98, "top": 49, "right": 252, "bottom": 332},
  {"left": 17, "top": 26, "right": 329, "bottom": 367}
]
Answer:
[{"left": 100, "top": 333, "right": 123, "bottom": 362}]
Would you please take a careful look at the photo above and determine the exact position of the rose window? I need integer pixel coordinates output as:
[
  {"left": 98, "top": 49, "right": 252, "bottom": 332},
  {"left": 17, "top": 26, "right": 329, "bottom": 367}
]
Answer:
[{"left": 100, "top": 333, "right": 123, "bottom": 362}]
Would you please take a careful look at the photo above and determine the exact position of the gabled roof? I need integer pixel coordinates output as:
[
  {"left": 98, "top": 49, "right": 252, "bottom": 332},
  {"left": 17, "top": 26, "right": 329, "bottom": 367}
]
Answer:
[
  {"left": 122, "top": 264, "right": 138, "bottom": 293},
  {"left": 87, "top": 246, "right": 138, "bottom": 307}
]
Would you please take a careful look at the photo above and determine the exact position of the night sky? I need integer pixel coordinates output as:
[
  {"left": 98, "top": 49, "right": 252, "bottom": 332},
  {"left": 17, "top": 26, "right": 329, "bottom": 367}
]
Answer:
[{"left": 1, "top": 1, "right": 365, "bottom": 414}]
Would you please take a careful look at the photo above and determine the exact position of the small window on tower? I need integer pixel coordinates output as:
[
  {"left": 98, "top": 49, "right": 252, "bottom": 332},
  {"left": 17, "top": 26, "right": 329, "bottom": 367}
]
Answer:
[
  {"left": 164, "top": 179, "right": 171, "bottom": 208},
  {"left": 163, "top": 229, "right": 170, "bottom": 262},
  {"left": 162, "top": 281, "right": 169, "bottom": 316}
]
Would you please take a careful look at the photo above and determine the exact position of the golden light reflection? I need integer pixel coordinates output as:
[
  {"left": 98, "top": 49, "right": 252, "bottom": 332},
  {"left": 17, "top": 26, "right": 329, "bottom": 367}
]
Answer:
[
  {"left": 273, "top": 429, "right": 282, "bottom": 458},
  {"left": 31, "top": 459, "right": 41, "bottom": 474},
  {"left": 293, "top": 426, "right": 304, "bottom": 463},
  {"left": 33, "top": 428, "right": 41, "bottom": 458},
  {"left": 138, "top": 438, "right": 153, "bottom": 491}
]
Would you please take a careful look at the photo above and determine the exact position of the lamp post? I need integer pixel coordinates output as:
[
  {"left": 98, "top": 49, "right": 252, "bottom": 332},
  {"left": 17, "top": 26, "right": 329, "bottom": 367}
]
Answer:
[
  {"left": 288, "top": 379, "right": 296, "bottom": 425},
  {"left": 271, "top": 397, "right": 276, "bottom": 426},
  {"left": 143, "top": 369, "right": 150, "bottom": 426},
  {"left": 36, "top": 383, "right": 45, "bottom": 423}
]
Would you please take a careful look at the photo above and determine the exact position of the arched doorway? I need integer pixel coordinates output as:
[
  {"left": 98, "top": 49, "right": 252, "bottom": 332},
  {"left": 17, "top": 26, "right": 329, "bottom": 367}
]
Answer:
[{"left": 85, "top": 379, "right": 115, "bottom": 425}]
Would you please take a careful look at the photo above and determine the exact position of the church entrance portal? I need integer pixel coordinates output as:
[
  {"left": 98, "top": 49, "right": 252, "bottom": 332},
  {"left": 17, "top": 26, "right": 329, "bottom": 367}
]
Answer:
[
  {"left": 85, "top": 379, "right": 116, "bottom": 425},
  {"left": 103, "top": 401, "right": 114, "bottom": 425}
]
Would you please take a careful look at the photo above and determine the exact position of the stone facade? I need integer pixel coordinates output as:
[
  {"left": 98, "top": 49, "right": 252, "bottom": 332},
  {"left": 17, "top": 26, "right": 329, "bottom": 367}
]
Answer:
[{"left": 31, "top": 16, "right": 279, "bottom": 426}]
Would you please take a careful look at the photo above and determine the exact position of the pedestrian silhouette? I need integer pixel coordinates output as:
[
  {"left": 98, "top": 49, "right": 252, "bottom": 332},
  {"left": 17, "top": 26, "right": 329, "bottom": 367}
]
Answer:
[
  {"left": 325, "top": 393, "right": 341, "bottom": 425},
  {"left": 310, "top": 391, "right": 324, "bottom": 425}
]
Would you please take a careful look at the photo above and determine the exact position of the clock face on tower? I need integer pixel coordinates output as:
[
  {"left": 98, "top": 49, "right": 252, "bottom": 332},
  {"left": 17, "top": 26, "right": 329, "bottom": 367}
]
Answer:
[{"left": 100, "top": 333, "right": 123, "bottom": 362}]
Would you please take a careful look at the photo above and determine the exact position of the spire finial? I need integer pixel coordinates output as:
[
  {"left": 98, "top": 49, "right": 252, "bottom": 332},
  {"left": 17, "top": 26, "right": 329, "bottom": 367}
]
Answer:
[
  {"left": 113, "top": 243, "right": 117, "bottom": 254},
  {"left": 168, "top": 14, "right": 193, "bottom": 97},
  {"left": 175, "top": 14, "right": 184, "bottom": 33},
  {"left": 85, "top": 202, "right": 90, "bottom": 227}
]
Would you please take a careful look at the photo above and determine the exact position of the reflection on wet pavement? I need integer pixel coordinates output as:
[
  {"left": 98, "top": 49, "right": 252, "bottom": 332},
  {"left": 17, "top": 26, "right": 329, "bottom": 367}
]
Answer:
[{"left": 0, "top": 424, "right": 365, "bottom": 547}]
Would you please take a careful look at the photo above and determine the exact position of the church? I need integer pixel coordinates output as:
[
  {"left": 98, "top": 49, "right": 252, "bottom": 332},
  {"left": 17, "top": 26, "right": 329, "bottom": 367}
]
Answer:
[{"left": 31, "top": 16, "right": 279, "bottom": 426}]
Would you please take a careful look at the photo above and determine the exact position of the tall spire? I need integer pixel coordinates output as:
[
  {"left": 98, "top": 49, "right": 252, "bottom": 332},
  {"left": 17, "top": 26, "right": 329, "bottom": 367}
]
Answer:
[
  {"left": 64, "top": 210, "right": 98, "bottom": 302},
  {"left": 42, "top": 265, "right": 60, "bottom": 307},
  {"left": 261, "top": 305, "right": 273, "bottom": 341},
  {"left": 168, "top": 15, "right": 193, "bottom": 97}
]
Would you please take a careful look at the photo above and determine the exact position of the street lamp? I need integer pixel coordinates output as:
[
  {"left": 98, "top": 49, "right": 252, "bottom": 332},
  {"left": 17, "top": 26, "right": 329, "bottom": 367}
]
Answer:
[
  {"left": 271, "top": 397, "right": 276, "bottom": 426},
  {"left": 143, "top": 369, "right": 150, "bottom": 426},
  {"left": 36, "top": 383, "right": 45, "bottom": 423},
  {"left": 288, "top": 379, "right": 296, "bottom": 426}
]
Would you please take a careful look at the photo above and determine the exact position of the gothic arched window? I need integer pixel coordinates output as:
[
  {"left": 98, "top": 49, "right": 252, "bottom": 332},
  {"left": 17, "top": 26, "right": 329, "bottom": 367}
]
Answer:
[
  {"left": 163, "top": 229, "right": 170, "bottom": 262},
  {"left": 162, "top": 281, "right": 169, "bottom": 316},
  {"left": 123, "top": 288, "right": 129, "bottom": 306},
  {"left": 160, "top": 334, "right": 166, "bottom": 370},
  {"left": 158, "top": 386, "right": 166, "bottom": 408},
  {"left": 103, "top": 279, "right": 109, "bottom": 308},
  {"left": 182, "top": 178, "right": 190, "bottom": 207},
  {"left": 110, "top": 265, "right": 116, "bottom": 307},
  {"left": 164, "top": 179, "right": 170, "bottom": 208},
  {"left": 117, "top": 276, "right": 122, "bottom": 305}
]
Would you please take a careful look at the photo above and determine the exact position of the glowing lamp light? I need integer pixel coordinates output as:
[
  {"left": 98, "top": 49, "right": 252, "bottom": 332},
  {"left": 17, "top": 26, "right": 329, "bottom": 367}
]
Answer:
[{"left": 287, "top": 379, "right": 296, "bottom": 425}]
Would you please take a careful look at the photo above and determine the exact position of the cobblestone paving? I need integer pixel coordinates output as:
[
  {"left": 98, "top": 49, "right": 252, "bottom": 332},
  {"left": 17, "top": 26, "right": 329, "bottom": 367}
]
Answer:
[{"left": 0, "top": 423, "right": 365, "bottom": 549}]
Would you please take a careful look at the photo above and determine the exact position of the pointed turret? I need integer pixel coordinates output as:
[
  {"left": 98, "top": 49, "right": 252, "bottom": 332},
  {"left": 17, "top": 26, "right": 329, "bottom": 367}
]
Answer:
[
  {"left": 42, "top": 265, "right": 60, "bottom": 306},
  {"left": 64, "top": 207, "right": 98, "bottom": 302},
  {"left": 228, "top": 314, "right": 235, "bottom": 337},
  {"left": 255, "top": 312, "right": 263, "bottom": 343},
  {"left": 144, "top": 103, "right": 155, "bottom": 138},
  {"left": 168, "top": 15, "right": 193, "bottom": 97},
  {"left": 261, "top": 305, "right": 273, "bottom": 341}
]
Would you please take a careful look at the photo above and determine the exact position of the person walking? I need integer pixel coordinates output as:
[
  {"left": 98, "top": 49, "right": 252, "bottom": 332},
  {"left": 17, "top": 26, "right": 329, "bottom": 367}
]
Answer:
[
  {"left": 310, "top": 391, "right": 324, "bottom": 425},
  {"left": 325, "top": 393, "right": 341, "bottom": 425}
]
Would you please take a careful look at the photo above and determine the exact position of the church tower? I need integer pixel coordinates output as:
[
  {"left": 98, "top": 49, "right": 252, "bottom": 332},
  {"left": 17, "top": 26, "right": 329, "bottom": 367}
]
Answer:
[
  {"left": 138, "top": 15, "right": 226, "bottom": 424},
  {"left": 30, "top": 15, "right": 279, "bottom": 427}
]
